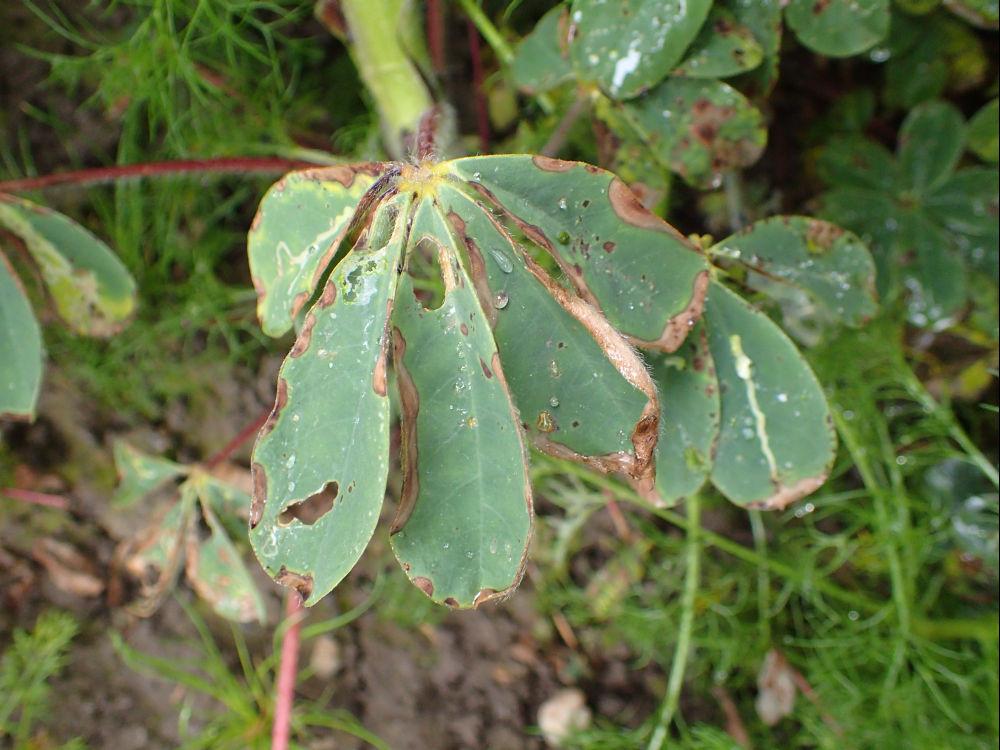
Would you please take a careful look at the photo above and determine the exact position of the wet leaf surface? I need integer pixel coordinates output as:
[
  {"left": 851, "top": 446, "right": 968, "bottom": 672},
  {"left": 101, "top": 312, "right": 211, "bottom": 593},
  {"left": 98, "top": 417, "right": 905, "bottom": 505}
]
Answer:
[
  {"left": 568, "top": 0, "right": 712, "bottom": 99},
  {"left": 704, "top": 281, "right": 835, "bottom": 508},
  {"left": 250, "top": 193, "right": 409, "bottom": 605},
  {"left": 248, "top": 164, "right": 384, "bottom": 337},
  {"left": 672, "top": 6, "right": 764, "bottom": 79},
  {"left": 785, "top": 0, "right": 889, "bottom": 57}
]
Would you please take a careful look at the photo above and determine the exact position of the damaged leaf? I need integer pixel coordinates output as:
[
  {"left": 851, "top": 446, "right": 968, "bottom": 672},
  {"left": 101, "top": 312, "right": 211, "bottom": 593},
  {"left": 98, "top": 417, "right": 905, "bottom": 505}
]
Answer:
[
  {"left": 704, "top": 281, "right": 835, "bottom": 508},
  {"left": 673, "top": 6, "right": 765, "bottom": 79},
  {"left": 0, "top": 249, "right": 42, "bottom": 420},
  {"left": 709, "top": 216, "right": 879, "bottom": 333},
  {"left": 250, "top": 193, "right": 410, "bottom": 605},
  {"left": 112, "top": 441, "right": 187, "bottom": 506},
  {"left": 0, "top": 194, "right": 136, "bottom": 337},
  {"left": 621, "top": 78, "right": 767, "bottom": 188},
  {"left": 248, "top": 164, "right": 385, "bottom": 337},
  {"left": 389, "top": 200, "right": 532, "bottom": 607}
]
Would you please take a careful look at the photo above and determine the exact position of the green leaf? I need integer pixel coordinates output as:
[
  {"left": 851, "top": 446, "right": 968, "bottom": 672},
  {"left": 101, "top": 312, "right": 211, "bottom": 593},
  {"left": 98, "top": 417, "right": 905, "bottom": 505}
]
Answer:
[
  {"left": 510, "top": 5, "right": 574, "bottom": 94},
  {"left": 728, "top": 0, "right": 783, "bottom": 96},
  {"left": 944, "top": 0, "right": 999, "bottom": 27},
  {"left": 897, "top": 101, "right": 965, "bottom": 195},
  {"left": 449, "top": 155, "right": 709, "bottom": 348},
  {"left": 0, "top": 195, "right": 136, "bottom": 337},
  {"left": 967, "top": 99, "right": 999, "bottom": 163},
  {"left": 704, "top": 281, "right": 835, "bottom": 508},
  {"left": 710, "top": 216, "right": 879, "bottom": 329},
  {"left": 112, "top": 440, "right": 187, "bottom": 507},
  {"left": 187, "top": 498, "right": 266, "bottom": 623},
  {"left": 672, "top": 6, "right": 765, "bottom": 79},
  {"left": 785, "top": 0, "right": 889, "bottom": 57},
  {"left": 925, "top": 168, "right": 1000, "bottom": 277},
  {"left": 0, "top": 249, "right": 42, "bottom": 420},
  {"left": 817, "top": 136, "right": 898, "bottom": 192},
  {"left": 897, "top": 211, "right": 967, "bottom": 327},
  {"left": 249, "top": 193, "right": 410, "bottom": 605},
  {"left": 647, "top": 325, "right": 719, "bottom": 506},
  {"left": 568, "top": 0, "right": 712, "bottom": 99},
  {"left": 248, "top": 165, "right": 384, "bottom": 337},
  {"left": 621, "top": 77, "right": 767, "bottom": 188},
  {"left": 436, "top": 183, "right": 659, "bottom": 480},
  {"left": 389, "top": 200, "right": 532, "bottom": 608}
]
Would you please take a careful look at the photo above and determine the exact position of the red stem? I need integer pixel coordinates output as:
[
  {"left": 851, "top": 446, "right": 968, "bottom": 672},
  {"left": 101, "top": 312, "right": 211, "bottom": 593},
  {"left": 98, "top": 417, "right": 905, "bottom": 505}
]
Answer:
[
  {"left": 0, "top": 157, "right": 324, "bottom": 194},
  {"left": 0, "top": 488, "right": 69, "bottom": 510},
  {"left": 427, "top": 0, "right": 446, "bottom": 74},
  {"left": 204, "top": 407, "right": 272, "bottom": 470},
  {"left": 466, "top": 20, "right": 490, "bottom": 153},
  {"left": 271, "top": 591, "right": 304, "bottom": 750}
]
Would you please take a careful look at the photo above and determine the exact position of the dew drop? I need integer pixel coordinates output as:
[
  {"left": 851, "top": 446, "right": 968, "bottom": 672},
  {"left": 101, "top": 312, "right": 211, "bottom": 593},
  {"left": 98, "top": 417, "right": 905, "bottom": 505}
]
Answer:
[
  {"left": 494, "top": 291, "right": 510, "bottom": 309},
  {"left": 489, "top": 247, "right": 514, "bottom": 273},
  {"left": 548, "top": 360, "right": 561, "bottom": 378},
  {"left": 549, "top": 397, "right": 560, "bottom": 408},
  {"left": 557, "top": 197, "right": 568, "bottom": 210}
]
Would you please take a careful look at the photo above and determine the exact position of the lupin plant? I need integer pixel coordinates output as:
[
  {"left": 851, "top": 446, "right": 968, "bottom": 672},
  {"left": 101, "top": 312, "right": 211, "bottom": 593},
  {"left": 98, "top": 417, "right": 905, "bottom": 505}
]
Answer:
[{"left": 246, "top": 115, "right": 878, "bottom": 609}]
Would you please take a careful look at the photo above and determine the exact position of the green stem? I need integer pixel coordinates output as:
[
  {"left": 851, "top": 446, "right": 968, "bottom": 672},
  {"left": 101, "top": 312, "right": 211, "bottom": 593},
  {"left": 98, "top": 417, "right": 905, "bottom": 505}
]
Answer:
[
  {"left": 833, "top": 408, "right": 911, "bottom": 642},
  {"left": 647, "top": 491, "right": 701, "bottom": 750},
  {"left": 902, "top": 368, "right": 999, "bottom": 488},
  {"left": 456, "top": 0, "right": 555, "bottom": 115},
  {"left": 749, "top": 509, "right": 771, "bottom": 647}
]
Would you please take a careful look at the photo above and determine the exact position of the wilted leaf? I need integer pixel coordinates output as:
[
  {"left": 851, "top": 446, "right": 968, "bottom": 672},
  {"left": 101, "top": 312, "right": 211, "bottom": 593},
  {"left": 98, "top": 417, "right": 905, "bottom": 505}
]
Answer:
[
  {"left": 112, "top": 440, "right": 187, "bottom": 506},
  {"left": 0, "top": 249, "right": 42, "bottom": 420},
  {"left": 647, "top": 325, "right": 719, "bottom": 506},
  {"left": 710, "top": 216, "right": 879, "bottom": 329},
  {"left": 705, "top": 282, "right": 835, "bottom": 508},
  {"left": 672, "top": 6, "right": 764, "bottom": 79},
  {"left": 568, "top": 0, "right": 712, "bottom": 99},
  {"left": 187, "top": 502, "right": 266, "bottom": 623},
  {"left": 967, "top": 99, "right": 999, "bottom": 163},
  {"left": 785, "top": 0, "right": 889, "bottom": 57},
  {"left": 389, "top": 200, "right": 532, "bottom": 608},
  {"left": 450, "top": 155, "right": 709, "bottom": 348},
  {"left": 728, "top": 0, "right": 783, "bottom": 96},
  {"left": 0, "top": 195, "right": 136, "bottom": 337},
  {"left": 622, "top": 78, "right": 767, "bottom": 188},
  {"left": 248, "top": 164, "right": 385, "bottom": 337},
  {"left": 250, "top": 193, "right": 409, "bottom": 605},
  {"left": 510, "top": 5, "right": 573, "bottom": 95}
]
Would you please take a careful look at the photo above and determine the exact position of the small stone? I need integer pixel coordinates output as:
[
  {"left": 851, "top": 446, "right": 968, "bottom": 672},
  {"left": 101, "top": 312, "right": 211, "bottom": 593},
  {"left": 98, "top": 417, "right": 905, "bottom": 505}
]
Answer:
[
  {"left": 309, "top": 635, "right": 342, "bottom": 679},
  {"left": 537, "top": 688, "right": 591, "bottom": 747}
]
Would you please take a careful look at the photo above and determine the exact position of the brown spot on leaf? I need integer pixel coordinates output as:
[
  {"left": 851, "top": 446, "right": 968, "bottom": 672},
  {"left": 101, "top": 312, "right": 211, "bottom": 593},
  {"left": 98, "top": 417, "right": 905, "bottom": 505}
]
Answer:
[
  {"left": 250, "top": 462, "right": 267, "bottom": 528},
  {"left": 317, "top": 279, "right": 338, "bottom": 308},
  {"left": 473, "top": 588, "right": 499, "bottom": 608},
  {"left": 630, "top": 270, "right": 709, "bottom": 352},
  {"left": 531, "top": 155, "right": 575, "bottom": 172},
  {"left": 390, "top": 328, "right": 420, "bottom": 534},
  {"left": 259, "top": 378, "right": 289, "bottom": 442},
  {"left": 413, "top": 576, "right": 434, "bottom": 597},
  {"left": 278, "top": 481, "right": 339, "bottom": 526},
  {"left": 290, "top": 314, "right": 317, "bottom": 357},
  {"left": 812, "top": 0, "right": 830, "bottom": 13},
  {"left": 276, "top": 568, "right": 314, "bottom": 599},
  {"left": 749, "top": 473, "right": 829, "bottom": 511},
  {"left": 460, "top": 322, "right": 469, "bottom": 336},
  {"left": 603, "top": 241, "right": 616, "bottom": 253},
  {"left": 373, "top": 301, "right": 392, "bottom": 397},
  {"left": 444, "top": 597, "right": 460, "bottom": 607},
  {"left": 447, "top": 210, "right": 497, "bottom": 327},
  {"left": 608, "top": 178, "right": 672, "bottom": 233},
  {"left": 480, "top": 357, "right": 493, "bottom": 378},
  {"left": 694, "top": 122, "right": 718, "bottom": 145},
  {"left": 804, "top": 220, "right": 843, "bottom": 251}
]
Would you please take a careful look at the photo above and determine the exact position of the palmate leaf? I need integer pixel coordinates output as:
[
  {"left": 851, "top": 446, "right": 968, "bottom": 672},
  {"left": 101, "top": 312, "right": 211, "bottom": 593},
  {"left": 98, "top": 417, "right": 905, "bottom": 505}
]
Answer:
[
  {"left": 0, "top": 195, "right": 136, "bottom": 337},
  {"left": 510, "top": 5, "right": 574, "bottom": 95},
  {"left": 784, "top": 0, "right": 889, "bottom": 57},
  {"left": 0, "top": 249, "right": 42, "bottom": 420},
  {"left": 248, "top": 155, "right": 853, "bottom": 606}
]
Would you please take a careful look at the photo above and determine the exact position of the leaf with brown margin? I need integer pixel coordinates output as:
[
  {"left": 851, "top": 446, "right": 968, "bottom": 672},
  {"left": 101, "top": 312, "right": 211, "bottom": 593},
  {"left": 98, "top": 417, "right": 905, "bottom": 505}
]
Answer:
[
  {"left": 704, "top": 281, "right": 835, "bottom": 509},
  {"left": 448, "top": 155, "right": 709, "bottom": 350},
  {"left": 436, "top": 183, "right": 659, "bottom": 481},
  {"left": 248, "top": 163, "right": 385, "bottom": 337},
  {"left": 250, "top": 192, "right": 411, "bottom": 605},
  {"left": 389, "top": 198, "right": 532, "bottom": 608}
]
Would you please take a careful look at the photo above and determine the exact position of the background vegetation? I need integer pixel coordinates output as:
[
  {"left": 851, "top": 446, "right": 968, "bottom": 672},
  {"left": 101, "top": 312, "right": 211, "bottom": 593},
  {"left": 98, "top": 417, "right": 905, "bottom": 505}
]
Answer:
[{"left": 0, "top": 1, "right": 997, "bottom": 749}]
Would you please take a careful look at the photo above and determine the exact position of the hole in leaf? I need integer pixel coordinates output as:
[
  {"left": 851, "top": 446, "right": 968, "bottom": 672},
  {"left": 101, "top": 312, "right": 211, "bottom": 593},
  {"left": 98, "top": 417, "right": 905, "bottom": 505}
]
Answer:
[{"left": 278, "top": 481, "right": 339, "bottom": 526}]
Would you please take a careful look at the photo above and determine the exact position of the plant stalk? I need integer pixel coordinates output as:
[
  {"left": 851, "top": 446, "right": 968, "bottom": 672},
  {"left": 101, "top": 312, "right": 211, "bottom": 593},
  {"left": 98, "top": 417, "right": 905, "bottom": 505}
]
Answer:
[
  {"left": 271, "top": 591, "right": 304, "bottom": 750},
  {"left": 647, "top": 491, "right": 701, "bottom": 750}
]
